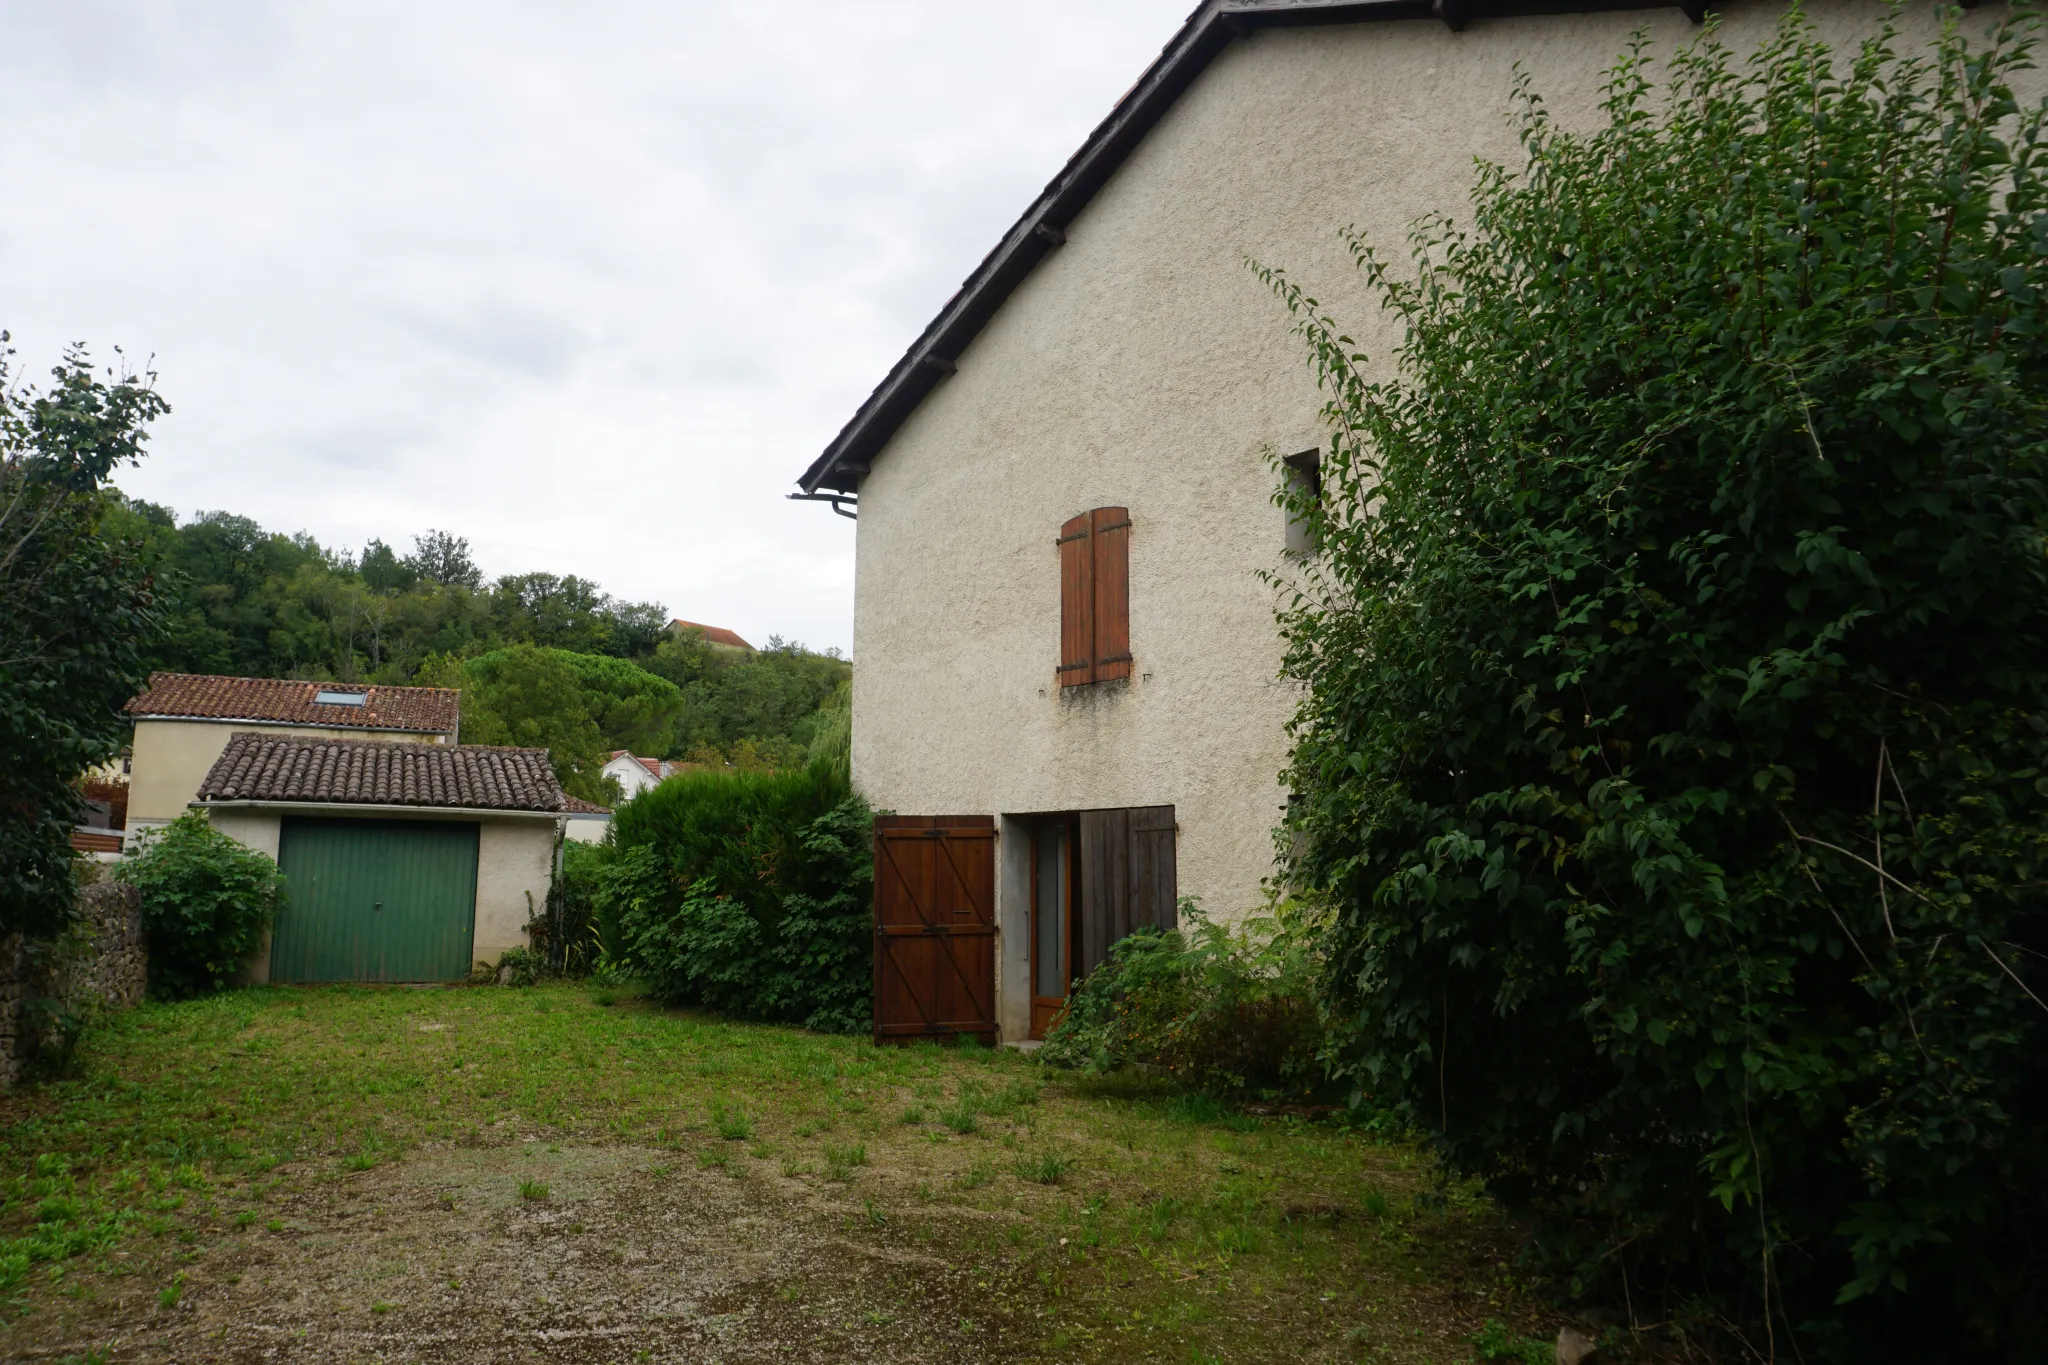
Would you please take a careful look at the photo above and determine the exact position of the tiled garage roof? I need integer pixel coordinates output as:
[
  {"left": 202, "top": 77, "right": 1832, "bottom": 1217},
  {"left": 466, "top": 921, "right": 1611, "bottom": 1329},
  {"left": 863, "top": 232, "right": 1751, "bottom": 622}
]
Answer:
[
  {"left": 129, "top": 672, "right": 461, "bottom": 734},
  {"left": 197, "top": 734, "right": 569, "bottom": 812}
]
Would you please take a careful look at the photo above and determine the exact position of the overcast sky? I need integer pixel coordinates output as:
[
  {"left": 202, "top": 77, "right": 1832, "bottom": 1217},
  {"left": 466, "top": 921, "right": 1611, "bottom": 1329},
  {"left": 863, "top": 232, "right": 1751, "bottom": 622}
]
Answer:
[{"left": 0, "top": 1, "right": 1194, "bottom": 655}]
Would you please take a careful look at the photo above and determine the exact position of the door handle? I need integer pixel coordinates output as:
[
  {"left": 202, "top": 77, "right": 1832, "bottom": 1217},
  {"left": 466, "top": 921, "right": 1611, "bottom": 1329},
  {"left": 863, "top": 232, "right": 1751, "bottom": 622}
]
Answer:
[{"left": 374, "top": 901, "right": 383, "bottom": 913}]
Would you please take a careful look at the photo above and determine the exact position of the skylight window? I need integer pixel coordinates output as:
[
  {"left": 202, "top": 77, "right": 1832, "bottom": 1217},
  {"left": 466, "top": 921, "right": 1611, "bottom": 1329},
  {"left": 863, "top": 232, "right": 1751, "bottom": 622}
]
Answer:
[{"left": 314, "top": 690, "right": 368, "bottom": 707}]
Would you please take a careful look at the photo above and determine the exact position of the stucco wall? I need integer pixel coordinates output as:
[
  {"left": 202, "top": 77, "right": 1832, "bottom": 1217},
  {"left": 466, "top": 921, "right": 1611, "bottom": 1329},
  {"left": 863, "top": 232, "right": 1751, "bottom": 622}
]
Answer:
[
  {"left": 206, "top": 808, "right": 283, "bottom": 983},
  {"left": 602, "top": 757, "right": 660, "bottom": 797},
  {"left": 851, "top": 0, "right": 2018, "bottom": 1002},
  {"left": 562, "top": 815, "right": 611, "bottom": 845},
  {"left": 129, "top": 719, "right": 447, "bottom": 830},
  {"left": 474, "top": 819, "right": 557, "bottom": 965},
  {"left": 201, "top": 806, "right": 556, "bottom": 979}
]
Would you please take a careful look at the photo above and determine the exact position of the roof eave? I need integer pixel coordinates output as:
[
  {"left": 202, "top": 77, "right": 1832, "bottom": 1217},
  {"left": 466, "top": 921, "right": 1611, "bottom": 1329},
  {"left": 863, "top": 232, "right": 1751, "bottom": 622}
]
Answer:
[
  {"left": 796, "top": 0, "right": 1701, "bottom": 497},
  {"left": 194, "top": 798, "right": 565, "bottom": 820},
  {"left": 133, "top": 712, "right": 456, "bottom": 734}
]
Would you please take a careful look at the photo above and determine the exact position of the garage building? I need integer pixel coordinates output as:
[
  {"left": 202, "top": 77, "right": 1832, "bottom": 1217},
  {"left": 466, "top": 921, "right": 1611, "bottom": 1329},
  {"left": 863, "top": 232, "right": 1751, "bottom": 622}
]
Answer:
[{"left": 194, "top": 732, "right": 576, "bottom": 983}]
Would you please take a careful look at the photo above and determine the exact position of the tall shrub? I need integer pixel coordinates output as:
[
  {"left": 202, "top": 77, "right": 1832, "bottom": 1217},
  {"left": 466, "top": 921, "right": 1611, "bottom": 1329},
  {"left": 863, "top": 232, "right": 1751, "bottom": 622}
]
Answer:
[
  {"left": 1263, "top": 10, "right": 2048, "bottom": 1358},
  {"left": 117, "top": 812, "right": 282, "bottom": 999},
  {"left": 599, "top": 762, "right": 870, "bottom": 1032}
]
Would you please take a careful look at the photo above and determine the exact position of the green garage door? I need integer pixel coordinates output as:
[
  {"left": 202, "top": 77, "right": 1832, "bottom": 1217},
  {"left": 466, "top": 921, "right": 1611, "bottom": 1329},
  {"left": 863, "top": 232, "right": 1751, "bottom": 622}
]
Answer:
[{"left": 274, "top": 818, "right": 480, "bottom": 983}]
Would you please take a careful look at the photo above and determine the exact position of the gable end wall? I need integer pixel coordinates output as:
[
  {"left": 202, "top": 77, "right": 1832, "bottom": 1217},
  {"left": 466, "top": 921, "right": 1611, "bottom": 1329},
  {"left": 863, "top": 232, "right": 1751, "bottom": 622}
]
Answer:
[{"left": 850, "top": 1, "right": 2019, "bottom": 924}]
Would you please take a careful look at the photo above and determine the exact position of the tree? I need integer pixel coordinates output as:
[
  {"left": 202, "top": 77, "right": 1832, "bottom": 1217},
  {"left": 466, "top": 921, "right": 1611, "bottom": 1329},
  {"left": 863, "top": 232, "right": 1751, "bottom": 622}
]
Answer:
[
  {"left": 358, "top": 537, "right": 416, "bottom": 594},
  {"left": 457, "top": 644, "right": 615, "bottom": 804},
  {"left": 463, "top": 645, "right": 685, "bottom": 762},
  {"left": 646, "top": 634, "right": 852, "bottom": 760},
  {"left": 0, "top": 338, "right": 167, "bottom": 937},
  {"left": 1265, "top": 11, "right": 2047, "bottom": 1358},
  {"left": 404, "top": 529, "right": 482, "bottom": 589}
]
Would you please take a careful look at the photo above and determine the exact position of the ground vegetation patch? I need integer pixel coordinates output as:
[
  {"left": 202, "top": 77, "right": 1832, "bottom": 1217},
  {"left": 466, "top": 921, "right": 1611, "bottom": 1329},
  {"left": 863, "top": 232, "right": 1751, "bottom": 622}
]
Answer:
[{"left": 0, "top": 984, "right": 1547, "bottom": 1363}]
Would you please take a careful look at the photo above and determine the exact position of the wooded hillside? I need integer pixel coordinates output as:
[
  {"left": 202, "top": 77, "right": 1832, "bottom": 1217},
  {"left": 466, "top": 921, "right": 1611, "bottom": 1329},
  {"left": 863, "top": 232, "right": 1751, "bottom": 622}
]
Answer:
[{"left": 107, "top": 500, "right": 849, "bottom": 783}]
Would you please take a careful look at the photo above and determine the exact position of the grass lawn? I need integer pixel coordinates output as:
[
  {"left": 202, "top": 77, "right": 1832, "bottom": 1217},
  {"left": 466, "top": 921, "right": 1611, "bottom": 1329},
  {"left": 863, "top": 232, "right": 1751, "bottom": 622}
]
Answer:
[{"left": 0, "top": 983, "right": 1554, "bottom": 1364}]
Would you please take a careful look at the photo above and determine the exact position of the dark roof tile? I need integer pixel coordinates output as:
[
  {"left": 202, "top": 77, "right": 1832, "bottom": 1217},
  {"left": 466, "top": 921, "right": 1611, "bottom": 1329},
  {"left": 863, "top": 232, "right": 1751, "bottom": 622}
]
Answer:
[{"left": 196, "top": 734, "right": 567, "bottom": 812}]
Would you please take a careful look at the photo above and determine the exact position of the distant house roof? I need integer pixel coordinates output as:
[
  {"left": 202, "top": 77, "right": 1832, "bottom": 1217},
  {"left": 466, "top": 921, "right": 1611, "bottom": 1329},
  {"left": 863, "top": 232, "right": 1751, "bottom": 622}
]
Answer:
[
  {"left": 794, "top": 0, "right": 1700, "bottom": 498},
  {"left": 669, "top": 619, "right": 754, "bottom": 651},
  {"left": 196, "top": 733, "right": 568, "bottom": 812},
  {"left": 560, "top": 795, "right": 613, "bottom": 816},
  {"left": 606, "top": 750, "right": 692, "bottom": 781},
  {"left": 129, "top": 672, "right": 461, "bottom": 735}
]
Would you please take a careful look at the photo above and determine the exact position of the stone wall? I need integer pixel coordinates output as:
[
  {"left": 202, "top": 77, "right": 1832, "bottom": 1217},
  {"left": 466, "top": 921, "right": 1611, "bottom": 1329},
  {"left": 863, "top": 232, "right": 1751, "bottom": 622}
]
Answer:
[
  {"left": 0, "top": 883, "right": 147, "bottom": 1090},
  {"left": 66, "top": 883, "right": 148, "bottom": 1011}
]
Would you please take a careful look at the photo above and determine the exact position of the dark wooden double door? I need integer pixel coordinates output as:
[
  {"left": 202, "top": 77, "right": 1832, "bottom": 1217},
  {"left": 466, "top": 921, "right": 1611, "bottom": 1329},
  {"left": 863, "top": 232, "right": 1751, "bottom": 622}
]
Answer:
[{"left": 872, "top": 807, "right": 1175, "bottom": 1045}]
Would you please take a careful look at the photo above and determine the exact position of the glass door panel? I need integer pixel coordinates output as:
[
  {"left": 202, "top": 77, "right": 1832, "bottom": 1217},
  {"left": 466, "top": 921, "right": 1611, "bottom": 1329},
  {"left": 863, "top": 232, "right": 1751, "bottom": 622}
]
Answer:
[{"left": 1029, "top": 823, "right": 1070, "bottom": 1039}]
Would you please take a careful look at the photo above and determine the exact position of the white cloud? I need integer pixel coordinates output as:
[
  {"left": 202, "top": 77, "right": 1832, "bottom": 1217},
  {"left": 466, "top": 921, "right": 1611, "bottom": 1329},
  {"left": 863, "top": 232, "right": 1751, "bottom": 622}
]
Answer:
[{"left": 0, "top": 0, "right": 1191, "bottom": 653}]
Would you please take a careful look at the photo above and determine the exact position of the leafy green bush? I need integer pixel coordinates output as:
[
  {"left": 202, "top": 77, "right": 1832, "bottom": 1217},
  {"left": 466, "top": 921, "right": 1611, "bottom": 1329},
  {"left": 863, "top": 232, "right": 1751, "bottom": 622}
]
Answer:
[
  {"left": 1262, "top": 11, "right": 2048, "bottom": 1357},
  {"left": 116, "top": 812, "right": 282, "bottom": 999},
  {"left": 1039, "top": 909, "right": 1323, "bottom": 1101},
  {"left": 597, "top": 761, "right": 871, "bottom": 1032}
]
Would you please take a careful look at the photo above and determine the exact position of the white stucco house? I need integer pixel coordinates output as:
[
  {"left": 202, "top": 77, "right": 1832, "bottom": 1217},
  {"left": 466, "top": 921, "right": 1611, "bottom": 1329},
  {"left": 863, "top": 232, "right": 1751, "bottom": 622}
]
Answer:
[
  {"left": 601, "top": 750, "right": 693, "bottom": 799},
  {"left": 793, "top": 0, "right": 1986, "bottom": 1044}
]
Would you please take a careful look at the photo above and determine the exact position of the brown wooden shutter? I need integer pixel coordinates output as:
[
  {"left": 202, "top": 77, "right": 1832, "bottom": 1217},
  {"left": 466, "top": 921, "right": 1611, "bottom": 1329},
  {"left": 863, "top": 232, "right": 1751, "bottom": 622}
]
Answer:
[
  {"left": 1056, "top": 506, "right": 1131, "bottom": 688},
  {"left": 1075, "top": 803, "right": 1177, "bottom": 976},
  {"left": 1077, "top": 807, "right": 1129, "bottom": 975},
  {"left": 1090, "top": 507, "right": 1131, "bottom": 683},
  {"left": 1127, "top": 805, "right": 1177, "bottom": 931},
  {"left": 1057, "top": 512, "right": 1095, "bottom": 687},
  {"left": 872, "top": 815, "right": 997, "bottom": 1044}
]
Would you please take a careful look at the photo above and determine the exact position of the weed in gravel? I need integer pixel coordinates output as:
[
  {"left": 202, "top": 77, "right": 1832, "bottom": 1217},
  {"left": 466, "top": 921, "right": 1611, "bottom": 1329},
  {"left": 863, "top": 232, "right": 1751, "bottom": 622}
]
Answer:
[
  {"left": 957, "top": 1160, "right": 995, "bottom": 1191},
  {"left": 823, "top": 1143, "right": 867, "bottom": 1182},
  {"left": 711, "top": 1102, "right": 753, "bottom": 1141},
  {"left": 1014, "top": 1152, "right": 1069, "bottom": 1185},
  {"left": 941, "top": 1106, "right": 978, "bottom": 1135},
  {"left": 518, "top": 1181, "right": 549, "bottom": 1202},
  {"left": 898, "top": 1105, "right": 925, "bottom": 1125},
  {"left": 698, "top": 1152, "right": 729, "bottom": 1172}
]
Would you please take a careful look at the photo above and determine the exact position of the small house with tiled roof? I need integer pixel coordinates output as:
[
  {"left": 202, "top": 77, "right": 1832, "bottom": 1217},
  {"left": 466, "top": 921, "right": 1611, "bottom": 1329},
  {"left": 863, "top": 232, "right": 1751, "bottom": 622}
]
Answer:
[
  {"left": 189, "top": 733, "right": 600, "bottom": 983},
  {"left": 667, "top": 618, "right": 755, "bottom": 654},
  {"left": 125, "top": 672, "right": 461, "bottom": 841}
]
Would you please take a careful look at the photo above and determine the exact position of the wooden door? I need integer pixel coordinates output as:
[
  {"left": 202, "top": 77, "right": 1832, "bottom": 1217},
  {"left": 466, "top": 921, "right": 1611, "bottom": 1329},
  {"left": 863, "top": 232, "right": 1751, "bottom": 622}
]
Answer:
[
  {"left": 273, "top": 818, "right": 479, "bottom": 982},
  {"left": 872, "top": 815, "right": 997, "bottom": 1045}
]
